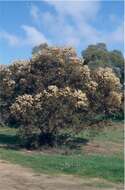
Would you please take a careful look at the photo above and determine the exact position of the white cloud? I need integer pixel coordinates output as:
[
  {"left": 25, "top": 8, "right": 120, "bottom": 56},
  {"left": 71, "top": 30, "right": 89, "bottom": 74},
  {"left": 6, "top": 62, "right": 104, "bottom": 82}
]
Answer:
[
  {"left": 0, "top": 25, "right": 49, "bottom": 47},
  {"left": 22, "top": 25, "right": 49, "bottom": 46},
  {"left": 109, "top": 24, "right": 124, "bottom": 43},
  {"left": 30, "top": 4, "right": 39, "bottom": 20},
  {"left": 0, "top": 31, "right": 19, "bottom": 46},
  {"left": 31, "top": 1, "right": 123, "bottom": 49},
  {"left": 97, "top": 23, "right": 124, "bottom": 46},
  {"left": 29, "top": 1, "right": 101, "bottom": 48},
  {"left": 0, "top": 1, "right": 123, "bottom": 52},
  {"left": 44, "top": 0, "right": 100, "bottom": 21},
  {"left": 38, "top": 12, "right": 80, "bottom": 47}
]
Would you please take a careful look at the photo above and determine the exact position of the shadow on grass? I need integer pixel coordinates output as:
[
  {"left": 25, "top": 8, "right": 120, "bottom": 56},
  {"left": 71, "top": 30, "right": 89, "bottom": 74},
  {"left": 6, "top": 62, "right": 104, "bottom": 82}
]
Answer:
[
  {"left": 56, "top": 133, "right": 89, "bottom": 149},
  {"left": 0, "top": 134, "right": 20, "bottom": 150},
  {"left": 0, "top": 132, "right": 89, "bottom": 151}
]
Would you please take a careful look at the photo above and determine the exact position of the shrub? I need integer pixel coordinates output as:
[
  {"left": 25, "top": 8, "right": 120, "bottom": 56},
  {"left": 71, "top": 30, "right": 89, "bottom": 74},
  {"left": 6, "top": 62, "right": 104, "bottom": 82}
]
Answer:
[
  {"left": 0, "top": 44, "right": 123, "bottom": 148},
  {"left": 10, "top": 86, "right": 89, "bottom": 147}
]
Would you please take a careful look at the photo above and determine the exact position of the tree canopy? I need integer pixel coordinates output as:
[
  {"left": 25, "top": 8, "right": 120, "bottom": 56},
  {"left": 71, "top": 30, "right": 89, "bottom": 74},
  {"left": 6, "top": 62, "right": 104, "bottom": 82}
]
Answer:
[
  {"left": 0, "top": 44, "right": 123, "bottom": 148},
  {"left": 81, "top": 43, "right": 124, "bottom": 83}
]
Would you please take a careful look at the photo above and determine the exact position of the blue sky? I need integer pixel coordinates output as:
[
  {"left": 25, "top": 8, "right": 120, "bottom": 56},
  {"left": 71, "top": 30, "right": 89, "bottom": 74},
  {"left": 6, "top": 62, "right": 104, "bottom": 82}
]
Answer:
[{"left": 0, "top": 0, "right": 124, "bottom": 64}]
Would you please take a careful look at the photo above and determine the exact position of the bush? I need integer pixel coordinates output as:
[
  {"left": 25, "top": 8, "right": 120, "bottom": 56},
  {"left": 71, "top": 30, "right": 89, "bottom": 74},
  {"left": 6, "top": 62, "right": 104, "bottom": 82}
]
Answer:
[
  {"left": 0, "top": 45, "right": 123, "bottom": 148},
  {"left": 10, "top": 86, "right": 89, "bottom": 147}
]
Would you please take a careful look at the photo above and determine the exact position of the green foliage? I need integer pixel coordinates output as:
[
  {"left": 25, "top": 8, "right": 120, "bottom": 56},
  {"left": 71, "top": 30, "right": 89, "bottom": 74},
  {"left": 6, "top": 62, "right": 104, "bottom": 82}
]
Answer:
[
  {"left": 82, "top": 43, "right": 124, "bottom": 83},
  {"left": 32, "top": 43, "right": 48, "bottom": 55}
]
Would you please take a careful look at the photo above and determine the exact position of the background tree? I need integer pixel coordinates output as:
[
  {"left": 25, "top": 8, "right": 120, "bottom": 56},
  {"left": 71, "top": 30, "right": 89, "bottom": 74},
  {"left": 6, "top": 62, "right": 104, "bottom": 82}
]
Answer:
[
  {"left": 32, "top": 43, "right": 48, "bottom": 55},
  {"left": 81, "top": 43, "right": 124, "bottom": 84}
]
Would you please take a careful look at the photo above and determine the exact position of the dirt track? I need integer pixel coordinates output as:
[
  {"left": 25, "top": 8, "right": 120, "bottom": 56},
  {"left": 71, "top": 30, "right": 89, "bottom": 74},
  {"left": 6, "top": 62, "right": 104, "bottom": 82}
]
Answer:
[{"left": 0, "top": 160, "right": 123, "bottom": 190}]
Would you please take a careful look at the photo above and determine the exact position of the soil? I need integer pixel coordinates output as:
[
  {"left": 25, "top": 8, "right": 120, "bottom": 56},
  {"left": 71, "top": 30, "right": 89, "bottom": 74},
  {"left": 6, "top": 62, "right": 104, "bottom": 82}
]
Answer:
[
  {"left": 83, "top": 141, "right": 123, "bottom": 155},
  {"left": 0, "top": 160, "right": 123, "bottom": 190}
]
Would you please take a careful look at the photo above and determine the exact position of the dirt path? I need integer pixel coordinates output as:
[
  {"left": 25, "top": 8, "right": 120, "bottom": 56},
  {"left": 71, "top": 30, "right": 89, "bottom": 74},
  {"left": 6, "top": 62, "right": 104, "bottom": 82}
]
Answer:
[{"left": 0, "top": 160, "right": 123, "bottom": 190}]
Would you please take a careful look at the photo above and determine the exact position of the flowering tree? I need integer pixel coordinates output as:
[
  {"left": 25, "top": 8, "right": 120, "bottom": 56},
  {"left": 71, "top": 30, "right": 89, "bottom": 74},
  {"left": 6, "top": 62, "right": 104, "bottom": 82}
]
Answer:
[
  {"left": 10, "top": 86, "right": 89, "bottom": 147},
  {"left": 0, "top": 44, "right": 123, "bottom": 147}
]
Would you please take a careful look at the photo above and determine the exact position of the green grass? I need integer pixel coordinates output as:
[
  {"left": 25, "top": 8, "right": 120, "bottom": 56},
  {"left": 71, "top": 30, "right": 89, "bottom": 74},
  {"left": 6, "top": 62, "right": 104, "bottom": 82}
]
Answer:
[
  {"left": 94, "top": 127, "right": 124, "bottom": 144},
  {"left": 76, "top": 122, "right": 124, "bottom": 144},
  {"left": 0, "top": 122, "right": 124, "bottom": 183},
  {"left": 0, "top": 127, "right": 19, "bottom": 145},
  {"left": 0, "top": 148, "right": 123, "bottom": 183}
]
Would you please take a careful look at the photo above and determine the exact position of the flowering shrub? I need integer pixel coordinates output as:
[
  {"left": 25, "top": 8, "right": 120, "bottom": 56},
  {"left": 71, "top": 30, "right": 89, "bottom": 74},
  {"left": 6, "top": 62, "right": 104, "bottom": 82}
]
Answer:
[
  {"left": 91, "top": 67, "right": 122, "bottom": 115},
  {"left": 10, "top": 86, "right": 89, "bottom": 147},
  {"left": 0, "top": 45, "right": 123, "bottom": 147}
]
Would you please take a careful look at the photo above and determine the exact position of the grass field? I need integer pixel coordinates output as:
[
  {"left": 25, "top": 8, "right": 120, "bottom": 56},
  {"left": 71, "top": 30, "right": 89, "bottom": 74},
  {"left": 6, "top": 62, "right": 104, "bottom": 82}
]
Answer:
[{"left": 0, "top": 122, "right": 124, "bottom": 185}]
